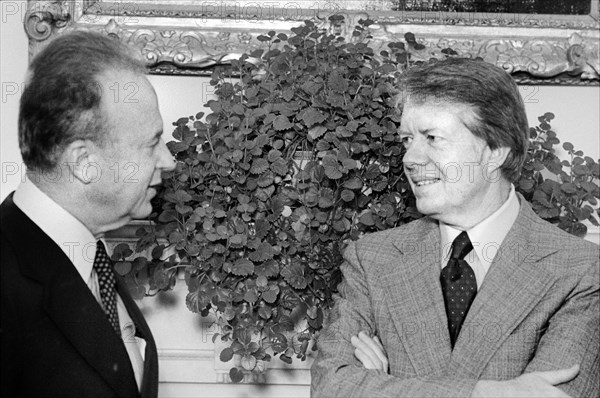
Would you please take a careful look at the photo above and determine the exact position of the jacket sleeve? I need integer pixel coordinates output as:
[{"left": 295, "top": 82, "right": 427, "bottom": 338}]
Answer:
[
  {"left": 310, "top": 240, "right": 478, "bottom": 398},
  {"left": 1, "top": 236, "right": 22, "bottom": 398},
  {"left": 524, "top": 257, "right": 600, "bottom": 397}
]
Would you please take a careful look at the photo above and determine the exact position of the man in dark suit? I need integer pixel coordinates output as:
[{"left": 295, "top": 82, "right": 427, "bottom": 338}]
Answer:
[
  {"left": 1, "top": 30, "right": 175, "bottom": 397},
  {"left": 311, "top": 58, "right": 599, "bottom": 397}
]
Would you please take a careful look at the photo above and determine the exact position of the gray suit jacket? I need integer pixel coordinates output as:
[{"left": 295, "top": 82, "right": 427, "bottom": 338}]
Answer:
[{"left": 311, "top": 197, "right": 599, "bottom": 397}]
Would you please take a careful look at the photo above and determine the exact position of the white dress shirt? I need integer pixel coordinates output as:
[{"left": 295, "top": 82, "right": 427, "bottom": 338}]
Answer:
[
  {"left": 13, "top": 177, "right": 146, "bottom": 390},
  {"left": 440, "top": 185, "right": 521, "bottom": 289}
]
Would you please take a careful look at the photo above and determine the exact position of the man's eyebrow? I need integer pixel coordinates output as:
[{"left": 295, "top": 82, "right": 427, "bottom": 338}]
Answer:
[{"left": 399, "top": 128, "right": 433, "bottom": 136}]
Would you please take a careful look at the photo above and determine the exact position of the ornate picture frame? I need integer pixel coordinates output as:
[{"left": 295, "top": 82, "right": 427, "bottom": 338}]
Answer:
[{"left": 24, "top": 1, "right": 599, "bottom": 84}]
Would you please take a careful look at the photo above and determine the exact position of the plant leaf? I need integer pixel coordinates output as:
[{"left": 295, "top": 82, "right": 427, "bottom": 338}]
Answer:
[
  {"left": 561, "top": 183, "right": 577, "bottom": 194},
  {"left": 358, "top": 212, "right": 375, "bottom": 226},
  {"left": 343, "top": 177, "right": 363, "bottom": 190},
  {"left": 220, "top": 347, "right": 234, "bottom": 362},
  {"left": 114, "top": 261, "right": 132, "bottom": 276},
  {"left": 328, "top": 70, "right": 348, "bottom": 93},
  {"left": 232, "top": 258, "right": 254, "bottom": 276},
  {"left": 258, "top": 305, "right": 272, "bottom": 319},
  {"left": 262, "top": 285, "right": 280, "bottom": 303},
  {"left": 244, "top": 289, "right": 258, "bottom": 304},
  {"left": 271, "top": 158, "right": 289, "bottom": 175},
  {"left": 273, "top": 115, "right": 294, "bottom": 131},
  {"left": 250, "top": 158, "right": 269, "bottom": 174},
  {"left": 271, "top": 333, "right": 288, "bottom": 353},
  {"left": 281, "top": 263, "right": 308, "bottom": 289},
  {"left": 301, "top": 81, "right": 322, "bottom": 96},
  {"left": 300, "top": 107, "right": 328, "bottom": 128},
  {"left": 229, "top": 367, "right": 244, "bottom": 383},
  {"left": 308, "top": 125, "right": 327, "bottom": 140},
  {"left": 341, "top": 189, "right": 355, "bottom": 201},
  {"left": 280, "top": 354, "right": 292, "bottom": 364}
]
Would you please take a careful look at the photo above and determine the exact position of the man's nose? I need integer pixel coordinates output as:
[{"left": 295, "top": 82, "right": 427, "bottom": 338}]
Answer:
[
  {"left": 158, "top": 139, "right": 176, "bottom": 171},
  {"left": 402, "top": 138, "right": 427, "bottom": 169}
]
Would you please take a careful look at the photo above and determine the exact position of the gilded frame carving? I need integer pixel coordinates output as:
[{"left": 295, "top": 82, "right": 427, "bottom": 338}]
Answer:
[{"left": 24, "top": 1, "right": 600, "bottom": 85}]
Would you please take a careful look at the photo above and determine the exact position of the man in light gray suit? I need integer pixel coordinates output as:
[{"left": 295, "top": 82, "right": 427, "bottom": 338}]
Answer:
[{"left": 311, "top": 58, "right": 599, "bottom": 397}]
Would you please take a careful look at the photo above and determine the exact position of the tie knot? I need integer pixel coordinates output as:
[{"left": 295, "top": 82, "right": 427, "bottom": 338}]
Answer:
[{"left": 450, "top": 231, "right": 472, "bottom": 260}]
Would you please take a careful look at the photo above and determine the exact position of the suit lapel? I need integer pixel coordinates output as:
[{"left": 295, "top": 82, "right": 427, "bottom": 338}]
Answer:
[
  {"left": 449, "top": 200, "right": 557, "bottom": 377},
  {"left": 382, "top": 219, "right": 452, "bottom": 375},
  {"left": 43, "top": 272, "right": 140, "bottom": 397},
  {"left": 2, "top": 196, "right": 139, "bottom": 397},
  {"left": 116, "top": 277, "right": 158, "bottom": 398}
]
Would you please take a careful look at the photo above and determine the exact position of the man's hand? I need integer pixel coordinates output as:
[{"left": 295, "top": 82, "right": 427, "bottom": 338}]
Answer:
[
  {"left": 350, "top": 331, "right": 389, "bottom": 373},
  {"left": 472, "top": 364, "right": 579, "bottom": 398}
]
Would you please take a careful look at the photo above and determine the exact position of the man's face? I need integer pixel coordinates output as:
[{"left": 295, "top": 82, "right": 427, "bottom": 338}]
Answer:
[
  {"left": 400, "top": 100, "right": 505, "bottom": 228},
  {"left": 90, "top": 70, "right": 175, "bottom": 226}
]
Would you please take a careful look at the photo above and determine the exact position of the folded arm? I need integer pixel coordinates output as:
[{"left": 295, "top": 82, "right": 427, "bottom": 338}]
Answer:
[
  {"left": 520, "top": 259, "right": 599, "bottom": 397},
  {"left": 352, "top": 331, "right": 579, "bottom": 398},
  {"left": 472, "top": 258, "right": 598, "bottom": 398},
  {"left": 310, "top": 241, "right": 479, "bottom": 398},
  {"left": 311, "top": 241, "right": 595, "bottom": 398}
]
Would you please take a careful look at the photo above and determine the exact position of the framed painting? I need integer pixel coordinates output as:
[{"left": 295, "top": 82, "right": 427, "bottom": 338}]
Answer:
[{"left": 24, "top": 1, "right": 599, "bottom": 83}]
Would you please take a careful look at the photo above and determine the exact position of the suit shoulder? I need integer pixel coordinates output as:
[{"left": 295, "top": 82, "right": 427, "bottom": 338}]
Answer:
[
  {"left": 354, "top": 217, "right": 435, "bottom": 245},
  {"left": 556, "top": 229, "right": 599, "bottom": 262},
  {"left": 523, "top": 215, "right": 600, "bottom": 276},
  {"left": 532, "top": 216, "right": 599, "bottom": 263}
]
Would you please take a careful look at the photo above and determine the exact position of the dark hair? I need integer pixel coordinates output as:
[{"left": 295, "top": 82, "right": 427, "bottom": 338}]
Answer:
[
  {"left": 397, "top": 58, "right": 529, "bottom": 182},
  {"left": 19, "top": 30, "right": 146, "bottom": 171}
]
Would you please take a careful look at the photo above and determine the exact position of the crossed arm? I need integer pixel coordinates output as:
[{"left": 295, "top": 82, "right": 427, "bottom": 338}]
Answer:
[
  {"left": 310, "top": 241, "right": 599, "bottom": 398},
  {"left": 351, "top": 331, "right": 580, "bottom": 398}
]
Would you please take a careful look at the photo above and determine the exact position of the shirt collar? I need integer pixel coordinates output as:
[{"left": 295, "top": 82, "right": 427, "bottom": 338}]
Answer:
[
  {"left": 13, "top": 176, "right": 100, "bottom": 283},
  {"left": 440, "top": 185, "right": 520, "bottom": 267}
]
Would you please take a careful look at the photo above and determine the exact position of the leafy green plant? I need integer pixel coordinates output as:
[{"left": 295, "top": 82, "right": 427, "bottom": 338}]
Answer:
[
  {"left": 110, "top": 17, "right": 599, "bottom": 383},
  {"left": 115, "top": 17, "right": 428, "bottom": 381},
  {"left": 516, "top": 112, "right": 599, "bottom": 237}
]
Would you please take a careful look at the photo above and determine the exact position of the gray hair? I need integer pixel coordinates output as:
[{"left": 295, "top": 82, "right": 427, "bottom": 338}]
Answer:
[{"left": 19, "top": 30, "right": 146, "bottom": 171}]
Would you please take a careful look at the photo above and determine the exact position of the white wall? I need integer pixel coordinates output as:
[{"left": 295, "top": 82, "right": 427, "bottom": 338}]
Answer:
[
  {"left": 1, "top": 1, "right": 29, "bottom": 200},
  {"left": 518, "top": 85, "right": 600, "bottom": 159}
]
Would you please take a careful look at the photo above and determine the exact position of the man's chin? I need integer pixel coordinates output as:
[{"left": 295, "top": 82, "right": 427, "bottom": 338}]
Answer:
[
  {"left": 130, "top": 202, "right": 154, "bottom": 220},
  {"left": 415, "top": 201, "right": 438, "bottom": 218}
]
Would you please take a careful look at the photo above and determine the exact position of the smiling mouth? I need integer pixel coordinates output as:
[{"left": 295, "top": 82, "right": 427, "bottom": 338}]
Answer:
[{"left": 414, "top": 178, "right": 441, "bottom": 187}]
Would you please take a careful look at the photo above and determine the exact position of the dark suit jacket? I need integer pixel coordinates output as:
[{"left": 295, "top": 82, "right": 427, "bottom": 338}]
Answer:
[
  {"left": 311, "top": 195, "right": 599, "bottom": 397},
  {"left": 1, "top": 194, "right": 158, "bottom": 398}
]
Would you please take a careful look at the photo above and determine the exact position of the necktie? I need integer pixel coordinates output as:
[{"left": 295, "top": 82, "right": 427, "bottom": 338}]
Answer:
[
  {"left": 440, "top": 231, "right": 476, "bottom": 348},
  {"left": 93, "top": 241, "right": 121, "bottom": 337}
]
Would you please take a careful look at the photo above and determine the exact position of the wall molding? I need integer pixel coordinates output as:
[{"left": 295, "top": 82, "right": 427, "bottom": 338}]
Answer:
[{"left": 24, "top": 1, "right": 600, "bottom": 85}]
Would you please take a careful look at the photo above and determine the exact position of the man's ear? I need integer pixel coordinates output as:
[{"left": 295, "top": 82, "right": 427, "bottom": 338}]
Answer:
[
  {"left": 62, "top": 139, "right": 98, "bottom": 184},
  {"left": 487, "top": 145, "right": 511, "bottom": 174}
]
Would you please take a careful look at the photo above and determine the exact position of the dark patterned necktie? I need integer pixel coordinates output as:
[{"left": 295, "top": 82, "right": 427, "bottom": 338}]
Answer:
[
  {"left": 440, "top": 231, "right": 476, "bottom": 348},
  {"left": 93, "top": 241, "right": 121, "bottom": 337}
]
